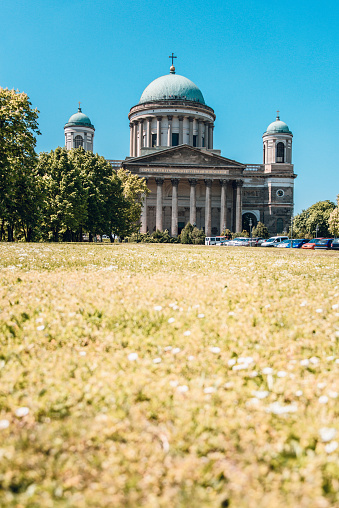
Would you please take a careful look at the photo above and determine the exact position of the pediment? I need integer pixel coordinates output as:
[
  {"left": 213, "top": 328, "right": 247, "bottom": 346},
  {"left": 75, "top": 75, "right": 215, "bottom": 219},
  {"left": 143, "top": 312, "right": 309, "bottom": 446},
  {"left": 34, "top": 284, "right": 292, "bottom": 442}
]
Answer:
[{"left": 124, "top": 145, "right": 245, "bottom": 169}]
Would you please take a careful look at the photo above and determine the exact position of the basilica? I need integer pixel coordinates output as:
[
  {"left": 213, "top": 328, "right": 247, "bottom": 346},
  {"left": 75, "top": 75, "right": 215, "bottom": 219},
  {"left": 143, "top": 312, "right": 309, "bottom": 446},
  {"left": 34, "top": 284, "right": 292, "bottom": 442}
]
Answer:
[{"left": 64, "top": 62, "right": 296, "bottom": 236}]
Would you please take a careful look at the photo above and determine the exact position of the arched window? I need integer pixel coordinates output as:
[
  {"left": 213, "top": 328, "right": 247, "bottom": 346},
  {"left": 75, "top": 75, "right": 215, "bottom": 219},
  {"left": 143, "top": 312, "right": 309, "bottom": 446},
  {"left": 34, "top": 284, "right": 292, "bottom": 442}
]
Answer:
[
  {"left": 277, "top": 218, "right": 284, "bottom": 233},
  {"left": 242, "top": 212, "right": 258, "bottom": 234},
  {"left": 74, "top": 135, "right": 83, "bottom": 148},
  {"left": 276, "top": 142, "right": 284, "bottom": 163}
]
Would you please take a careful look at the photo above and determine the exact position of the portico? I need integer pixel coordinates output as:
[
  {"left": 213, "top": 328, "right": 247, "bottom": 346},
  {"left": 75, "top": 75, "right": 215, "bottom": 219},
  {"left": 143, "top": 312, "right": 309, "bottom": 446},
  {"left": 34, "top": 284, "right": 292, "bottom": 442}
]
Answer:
[{"left": 122, "top": 144, "right": 245, "bottom": 236}]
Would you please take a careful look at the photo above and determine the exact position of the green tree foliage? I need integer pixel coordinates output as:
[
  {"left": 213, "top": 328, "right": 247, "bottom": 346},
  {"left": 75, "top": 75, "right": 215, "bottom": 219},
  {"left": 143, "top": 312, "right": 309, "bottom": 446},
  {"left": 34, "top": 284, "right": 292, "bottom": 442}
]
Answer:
[
  {"left": 328, "top": 194, "right": 339, "bottom": 237},
  {"left": 117, "top": 168, "right": 149, "bottom": 238},
  {"left": 37, "top": 148, "right": 87, "bottom": 241},
  {"left": 221, "top": 228, "right": 232, "bottom": 239},
  {"left": 232, "top": 230, "right": 249, "bottom": 239},
  {"left": 191, "top": 227, "right": 205, "bottom": 245},
  {"left": 37, "top": 148, "right": 148, "bottom": 242},
  {"left": 0, "top": 88, "right": 41, "bottom": 241},
  {"left": 68, "top": 149, "right": 128, "bottom": 241},
  {"left": 252, "top": 221, "right": 269, "bottom": 238},
  {"left": 180, "top": 223, "right": 194, "bottom": 244},
  {"left": 180, "top": 223, "right": 205, "bottom": 244},
  {"left": 293, "top": 200, "right": 335, "bottom": 238}
]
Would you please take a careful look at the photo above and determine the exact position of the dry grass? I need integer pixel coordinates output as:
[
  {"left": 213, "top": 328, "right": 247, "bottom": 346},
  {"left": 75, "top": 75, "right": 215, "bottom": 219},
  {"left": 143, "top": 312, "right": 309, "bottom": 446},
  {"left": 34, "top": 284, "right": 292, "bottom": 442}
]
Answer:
[{"left": 0, "top": 243, "right": 338, "bottom": 507}]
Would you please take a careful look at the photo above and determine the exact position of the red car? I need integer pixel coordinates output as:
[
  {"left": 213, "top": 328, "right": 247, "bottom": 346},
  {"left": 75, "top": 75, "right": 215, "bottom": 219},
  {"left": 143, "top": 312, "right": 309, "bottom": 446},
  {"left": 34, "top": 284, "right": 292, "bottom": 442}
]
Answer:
[{"left": 301, "top": 238, "right": 324, "bottom": 250}]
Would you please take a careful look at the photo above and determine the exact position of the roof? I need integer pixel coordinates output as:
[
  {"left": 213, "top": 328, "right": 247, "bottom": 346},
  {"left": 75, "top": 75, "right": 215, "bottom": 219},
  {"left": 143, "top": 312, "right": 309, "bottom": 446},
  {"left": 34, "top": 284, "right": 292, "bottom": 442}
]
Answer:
[
  {"left": 265, "top": 115, "right": 292, "bottom": 134},
  {"left": 64, "top": 108, "right": 94, "bottom": 128},
  {"left": 139, "top": 69, "right": 205, "bottom": 105}
]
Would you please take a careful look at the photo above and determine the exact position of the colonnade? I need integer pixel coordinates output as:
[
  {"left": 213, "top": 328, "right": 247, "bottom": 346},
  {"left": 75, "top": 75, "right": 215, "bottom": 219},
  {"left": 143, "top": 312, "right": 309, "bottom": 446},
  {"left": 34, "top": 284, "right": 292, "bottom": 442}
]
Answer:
[
  {"left": 140, "top": 178, "right": 243, "bottom": 237},
  {"left": 130, "top": 116, "right": 214, "bottom": 157}
]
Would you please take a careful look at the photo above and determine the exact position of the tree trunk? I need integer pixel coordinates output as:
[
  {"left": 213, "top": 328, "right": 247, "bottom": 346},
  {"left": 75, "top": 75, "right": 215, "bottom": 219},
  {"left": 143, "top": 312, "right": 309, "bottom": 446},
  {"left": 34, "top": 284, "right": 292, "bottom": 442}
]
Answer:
[{"left": 0, "top": 219, "right": 4, "bottom": 241}]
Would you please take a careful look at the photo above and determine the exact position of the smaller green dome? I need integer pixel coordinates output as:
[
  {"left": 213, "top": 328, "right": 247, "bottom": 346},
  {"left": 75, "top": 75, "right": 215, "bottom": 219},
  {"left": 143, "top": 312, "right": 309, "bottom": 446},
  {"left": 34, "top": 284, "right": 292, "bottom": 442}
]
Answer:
[
  {"left": 265, "top": 114, "right": 291, "bottom": 134},
  {"left": 65, "top": 108, "right": 94, "bottom": 128}
]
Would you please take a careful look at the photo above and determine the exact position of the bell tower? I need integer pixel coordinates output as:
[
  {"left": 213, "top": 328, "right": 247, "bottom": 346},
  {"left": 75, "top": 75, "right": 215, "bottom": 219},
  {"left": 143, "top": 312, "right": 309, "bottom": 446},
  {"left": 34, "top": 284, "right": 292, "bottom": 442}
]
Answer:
[
  {"left": 64, "top": 104, "right": 95, "bottom": 151},
  {"left": 262, "top": 112, "right": 293, "bottom": 165}
]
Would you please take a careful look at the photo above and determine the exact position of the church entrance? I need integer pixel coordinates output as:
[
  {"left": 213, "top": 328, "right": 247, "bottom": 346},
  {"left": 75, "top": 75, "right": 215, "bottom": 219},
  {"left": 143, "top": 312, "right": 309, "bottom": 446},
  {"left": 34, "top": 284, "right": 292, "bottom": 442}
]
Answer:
[{"left": 242, "top": 213, "right": 258, "bottom": 234}]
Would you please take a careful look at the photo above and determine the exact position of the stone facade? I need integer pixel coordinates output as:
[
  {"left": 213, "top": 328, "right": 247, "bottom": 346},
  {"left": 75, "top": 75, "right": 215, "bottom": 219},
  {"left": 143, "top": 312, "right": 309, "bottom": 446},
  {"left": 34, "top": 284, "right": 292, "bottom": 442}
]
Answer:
[{"left": 119, "top": 67, "right": 296, "bottom": 237}]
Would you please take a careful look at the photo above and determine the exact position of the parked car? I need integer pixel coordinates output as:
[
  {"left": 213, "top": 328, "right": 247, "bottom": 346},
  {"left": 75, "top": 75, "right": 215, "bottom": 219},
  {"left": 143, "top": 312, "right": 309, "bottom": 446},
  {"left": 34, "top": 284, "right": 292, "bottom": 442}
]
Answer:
[
  {"left": 277, "top": 239, "right": 309, "bottom": 248},
  {"left": 331, "top": 238, "right": 339, "bottom": 250},
  {"left": 261, "top": 236, "right": 289, "bottom": 247},
  {"left": 292, "top": 239, "right": 309, "bottom": 248},
  {"left": 314, "top": 238, "right": 333, "bottom": 250},
  {"left": 249, "top": 237, "right": 265, "bottom": 247},
  {"left": 301, "top": 238, "right": 324, "bottom": 250},
  {"left": 227, "top": 237, "right": 249, "bottom": 246},
  {"left": 276, "top": 239, "right": 292, "bottom": 248}
]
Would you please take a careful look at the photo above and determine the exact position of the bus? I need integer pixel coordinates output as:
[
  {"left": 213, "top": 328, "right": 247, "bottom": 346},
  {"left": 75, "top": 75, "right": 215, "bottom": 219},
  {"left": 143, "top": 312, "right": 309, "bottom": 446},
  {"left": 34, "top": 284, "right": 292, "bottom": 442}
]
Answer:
[{"left": 205, "top": 236, "right": 228, "bottom": 246}]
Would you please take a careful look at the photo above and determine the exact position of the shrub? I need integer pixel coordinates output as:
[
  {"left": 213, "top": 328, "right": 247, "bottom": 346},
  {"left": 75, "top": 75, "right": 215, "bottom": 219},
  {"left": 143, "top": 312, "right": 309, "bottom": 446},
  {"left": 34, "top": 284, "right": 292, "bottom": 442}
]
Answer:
[{"left": 252, "top": 222, "right": 269, "bottom": 238}]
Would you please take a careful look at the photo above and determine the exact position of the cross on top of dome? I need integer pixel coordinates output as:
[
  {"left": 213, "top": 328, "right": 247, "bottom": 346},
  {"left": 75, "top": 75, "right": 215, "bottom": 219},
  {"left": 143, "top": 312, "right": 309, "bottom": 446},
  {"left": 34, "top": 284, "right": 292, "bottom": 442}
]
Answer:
[{"left": 169, "top": 52, "right": 177, "bottom": 74}]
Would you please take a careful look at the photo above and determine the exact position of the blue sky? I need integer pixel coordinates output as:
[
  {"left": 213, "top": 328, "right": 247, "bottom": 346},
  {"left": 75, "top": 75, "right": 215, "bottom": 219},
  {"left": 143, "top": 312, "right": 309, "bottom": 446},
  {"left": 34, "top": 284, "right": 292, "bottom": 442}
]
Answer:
[{"left": 1, "top": 0, "right": 338, "bottom": 213}]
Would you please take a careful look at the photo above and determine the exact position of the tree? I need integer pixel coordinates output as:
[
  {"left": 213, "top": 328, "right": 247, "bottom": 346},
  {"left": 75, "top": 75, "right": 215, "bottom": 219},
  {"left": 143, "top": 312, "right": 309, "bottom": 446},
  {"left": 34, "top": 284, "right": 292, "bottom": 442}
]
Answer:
[
  {"left": 36, "top": 148, "right": 148, "bottom": 242},
  {"left": 328, "top": 194, "right": 339, "bottom": 237},
  {"left": 191, "top": 226, "right": 205, "bottom": 244},
  {"left": 117, "top": 168, "right": 149, "bottom": 239},
  {"left": 37, "top": 148, "right": 87, "bottom": 241},
  {"left": 252, "top": 221, "right": 269, "bottom": 238},
  {"left": 68, "top": 149, "right": 124, "bottom": 241},
  {"left": 293, "top": 201, "right": 335, "bottom": 238},
  {"left": 0, "top": 88, "right": 40, "bottom": 241},
  {"left": 180, "top": 223, "right": 194, "bottom": 244}
]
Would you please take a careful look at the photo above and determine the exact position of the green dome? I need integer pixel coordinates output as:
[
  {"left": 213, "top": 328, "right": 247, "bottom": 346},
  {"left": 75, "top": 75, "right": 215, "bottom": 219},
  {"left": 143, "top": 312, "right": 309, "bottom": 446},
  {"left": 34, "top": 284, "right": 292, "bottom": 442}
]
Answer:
[
  {"left": 266, "top": 115, "right": 291, "bottom": 134},
  {"left": 139, "top": 71, "right": 205, "bottom": 105},
  {"left": 65, "top": 108, "right": 94, "bottom": 128}
]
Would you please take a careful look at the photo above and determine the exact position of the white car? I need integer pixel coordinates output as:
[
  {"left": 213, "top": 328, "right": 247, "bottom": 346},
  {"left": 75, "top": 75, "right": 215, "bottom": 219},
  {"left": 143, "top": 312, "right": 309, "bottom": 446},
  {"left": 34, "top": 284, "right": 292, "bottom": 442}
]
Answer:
[
  {"left": 228, "top": 237, "right": 250, "bottom": 246},
  {"left": 261, "top": 236, "right": 289, "bottom": 247}
]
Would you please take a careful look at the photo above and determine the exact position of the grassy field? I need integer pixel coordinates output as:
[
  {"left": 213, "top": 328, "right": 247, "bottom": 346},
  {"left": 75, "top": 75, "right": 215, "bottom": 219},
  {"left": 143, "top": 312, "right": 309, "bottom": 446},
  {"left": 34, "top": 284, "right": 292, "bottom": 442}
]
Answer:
[{"left": 0, "top": 243, "right": 338, "bottom": 508}]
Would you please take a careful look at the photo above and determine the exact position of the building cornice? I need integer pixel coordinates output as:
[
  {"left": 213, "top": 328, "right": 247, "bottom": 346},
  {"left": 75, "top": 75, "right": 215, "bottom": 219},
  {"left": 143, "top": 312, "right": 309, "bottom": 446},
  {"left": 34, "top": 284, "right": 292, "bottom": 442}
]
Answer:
[{"left": 128, "top": 100, "right": 216, "bottom": 121}]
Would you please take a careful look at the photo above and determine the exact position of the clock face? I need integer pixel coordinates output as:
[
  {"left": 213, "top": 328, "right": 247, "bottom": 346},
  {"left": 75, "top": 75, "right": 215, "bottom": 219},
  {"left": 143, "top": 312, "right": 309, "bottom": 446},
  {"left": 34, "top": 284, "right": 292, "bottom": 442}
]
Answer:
[{"left": 276, "top": 189, "right": 284, "bottom": 197}]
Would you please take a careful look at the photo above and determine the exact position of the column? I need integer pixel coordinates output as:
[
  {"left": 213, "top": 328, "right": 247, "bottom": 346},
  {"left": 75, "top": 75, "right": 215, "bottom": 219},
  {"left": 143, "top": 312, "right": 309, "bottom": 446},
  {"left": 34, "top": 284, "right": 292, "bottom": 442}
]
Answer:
[
  {"left": 171, "top": 178, "right": 179, "bottom": 236},
  {"left": 209, "top": 124, "right": 213, "bottom": 149},
  {"left": 133, "top": 122, "right": 138, "bottom": 157},
  {"left": 139, "top": 120, "right": 144, "bottom": 154},
  {"left": 147, "top": 117, "right": 152, "bottom": 147},
  {"left": 156, "top": 117, "right": 162, "bottom": 146},
  {"left": 204, "top": 122, "right": 209, "bottom": 149},
  {"left": 205, "top": 179, "right": 212, "bottom": 236},
  {"left": 188, "top": 117, "right": 193, "bottom": 146},
  {"left": 167, "top": 115, "right": 172, "bottom": 147},
  {"left": 179, "top": 116, "right": 184, "bottom": 144},
  {"left": 83, "top": 133, "right": 87, "bottom": 151},
  {"left": 188, "top": 179, "right": 197, "bottom": 225},
  {"left": 129, "top": 122, "right": 133, "bottom": 156},
  {"left": 220, "top": 180, "right": 227, "bottom": 234},
  {"left": 140, "top": 179, "right": 148, "bottom": 234},
  {"left": 155, "top": 178, "right": 164, "bottom": 231},
  {"left": 235, "top": 180, "right": 243, "bottom": 232},
  {"left": 198, "top": 120, "right": 203, "bottom": 147}
]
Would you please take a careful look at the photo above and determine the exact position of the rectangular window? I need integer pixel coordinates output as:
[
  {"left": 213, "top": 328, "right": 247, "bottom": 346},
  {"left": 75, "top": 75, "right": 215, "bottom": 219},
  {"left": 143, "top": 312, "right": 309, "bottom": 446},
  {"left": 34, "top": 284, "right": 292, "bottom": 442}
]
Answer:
[
  {"left": 172, "top": 133, "right": 179, "bottom": 146},
  {"left": 193, "top": 135, "right": 197, "bottom": 147},
  {"left": 151, "top": 134, "right": 157, "bottom": 147}
]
